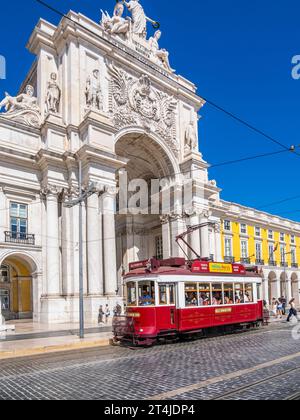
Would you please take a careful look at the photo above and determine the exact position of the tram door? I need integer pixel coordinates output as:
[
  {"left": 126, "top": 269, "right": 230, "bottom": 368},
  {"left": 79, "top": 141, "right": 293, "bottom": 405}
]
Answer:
[{"left": 157, "top": 283, "right": 178, "bottom": 331}]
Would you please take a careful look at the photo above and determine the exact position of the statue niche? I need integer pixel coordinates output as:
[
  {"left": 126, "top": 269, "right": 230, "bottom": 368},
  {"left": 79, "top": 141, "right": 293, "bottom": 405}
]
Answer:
[{"left": 45, "top": 73, "right": 61, "bottom": 114}]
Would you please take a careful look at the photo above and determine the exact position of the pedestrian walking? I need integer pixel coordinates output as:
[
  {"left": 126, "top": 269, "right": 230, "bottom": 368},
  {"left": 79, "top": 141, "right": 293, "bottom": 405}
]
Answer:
[
  {"left": 280, "top": 296, "right": 287, "bottom": 316},
  {"left": 276, "top": 298, "right": 283, "bottom": 319},
  {"left": 271, "top": 298, "right": 277, "bottom": 317},
  {"left": 98, "top": 305, "right": 104, "bottom": 325},
  {"left": 104, "top": 304, "right": 111, "bottom": 324},
  {"left": 287, "top": 298, "right": 298, "bottom": 322}
]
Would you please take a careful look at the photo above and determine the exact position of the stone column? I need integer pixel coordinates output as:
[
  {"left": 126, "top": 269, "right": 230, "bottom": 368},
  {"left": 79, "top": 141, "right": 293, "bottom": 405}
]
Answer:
[
  {"left": 286, "top": 276, "right": 292, "bottom": 302},
  {"left": 46, "top": 188, "right": 61, "bottom": 296},
  {"left": 87, "top": 192, "right": 103, "bottom": 295},
  {"left": 169, "top": 215, "right": 186, "bottom": 258},
  {"left": 0, "top": 187, "right": 7, "bottom": 241},
  {"left": 161, "top": 216, "right": 171, "bottom": 259},
  {"left": 102, "top": 188, "right": 117, "bottom": 296},
  {"left": 32, "top": 272, "right": 43, "bottom": 322},
  {"left": 200, "top": 212, "right": 210, "bottom": 259},
  {"left": 189, "top": 213, "right": 201, "bottom": 258}
]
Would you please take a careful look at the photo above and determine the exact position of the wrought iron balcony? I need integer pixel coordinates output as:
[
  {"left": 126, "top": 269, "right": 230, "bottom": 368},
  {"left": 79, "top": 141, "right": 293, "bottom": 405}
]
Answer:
[
  {"left": 255, "top": 259, "right": 265, "bottom": 266},
  {"left": 5, "top": 231, "right": 35, "bottom": 246},
  {"left": 224, "top": 256, "right": 235, "bottom": 263},
  {"left": 291, "top": 263, "right": 299, "bottom": 269},
  {"left": 240, "top": 257, "right": 250, "bottom": 264},
  {"left": 268, "top": 260, "right": 277, "bottom": 267},
  {"left": 280, "top": 262, "right": 288, "bottom": 268}
]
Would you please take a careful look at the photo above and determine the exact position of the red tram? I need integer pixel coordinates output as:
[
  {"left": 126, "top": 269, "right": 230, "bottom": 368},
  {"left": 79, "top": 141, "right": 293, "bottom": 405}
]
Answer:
[{"left": 113, "top": 258, "right": 264, "bottom": 346}]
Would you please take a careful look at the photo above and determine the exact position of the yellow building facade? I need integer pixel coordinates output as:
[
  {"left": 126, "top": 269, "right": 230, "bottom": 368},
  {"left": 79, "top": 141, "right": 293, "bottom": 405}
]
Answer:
[{"left": 219, "top": 200, "right": 300, "bottom": 306}]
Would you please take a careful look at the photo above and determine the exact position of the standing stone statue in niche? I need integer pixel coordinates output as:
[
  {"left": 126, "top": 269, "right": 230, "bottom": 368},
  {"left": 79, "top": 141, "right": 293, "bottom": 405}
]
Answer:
[
  {"left": 148, "top": 30, "right": 174, "bottom": 72},
  {"left": 85, "top": 69, "right": 103, "bottom": 111},
  {"left": 124, "top": 0, "right": 147, "bottom": 38},
  {"left": 184, "top": 120, "right": 198, "bottom": 154},
  {"left": 45, "top": 73, "right": 61, "bottom": 114}
]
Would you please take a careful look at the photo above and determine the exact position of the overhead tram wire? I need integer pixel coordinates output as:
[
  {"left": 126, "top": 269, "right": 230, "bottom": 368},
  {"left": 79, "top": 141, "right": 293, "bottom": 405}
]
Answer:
[{"left": 34, "top": 1, "right": 300, "bottom": 193}]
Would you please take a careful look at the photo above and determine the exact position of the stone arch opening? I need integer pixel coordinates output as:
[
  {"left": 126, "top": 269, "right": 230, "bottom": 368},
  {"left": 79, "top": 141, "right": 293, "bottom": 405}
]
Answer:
[
  {"left": 115, "top": 131, "right": 181, "bottom": 282},
  {"left": 291, "top": 272, "right": 299, "bottom": 306},
  {"left": 268, "top": 271, "right": 278, "bottom": 304},
  {"left": 0, "top": 253, "right": 37, "bottom": 320}
]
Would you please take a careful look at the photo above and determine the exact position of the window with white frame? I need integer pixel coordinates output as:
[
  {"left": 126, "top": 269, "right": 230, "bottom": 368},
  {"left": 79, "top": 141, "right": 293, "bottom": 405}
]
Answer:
[
  {"left": 255, "top": 226, "right": 261, "bottom": 237},
  {"left": 224, "top": 238, "right": 232, "bottom": 257},
  {"left": 268, "top": 244, "right": 274, "bottom": 261},
  {"left": 240, "top": 240, "right": 248, "bottom": 258},
  {"left": 291, "top": 247, "right": 296, "bottom": 264},
  {"left": 280, "top": 232, "right": 285, "bottom": 242},
  {"left": 255, "top": 242, "right": 262, "bottom": 260},
  {"left": 10, "top": 202, "right": 28, "bottom": 239},
  {"left": 291, "top": 235, "right": 295, "bottom": 244},
  {"left": 280, "top": 245, "right": 286, "bottom": 263},
  {"left": 224, "top": 220, "right": 231, "bottom": 231},
  {"left": 240, "top": 224, "right": 247, "bottom": 234},
  {"left": 268, "top": 230, "right": 273, "bottom": 240}
]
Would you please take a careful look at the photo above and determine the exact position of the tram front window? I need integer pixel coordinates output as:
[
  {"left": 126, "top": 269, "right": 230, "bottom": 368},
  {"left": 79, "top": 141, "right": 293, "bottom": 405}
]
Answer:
[
  {"left": 138, "top": 281, "right": 155, "bottom": 306},
  {"left": 245, "top": 283, "right": 254, "bottom": 303},
  {"left": 126, "top": 282, "right": 137, "bottom": 306}
]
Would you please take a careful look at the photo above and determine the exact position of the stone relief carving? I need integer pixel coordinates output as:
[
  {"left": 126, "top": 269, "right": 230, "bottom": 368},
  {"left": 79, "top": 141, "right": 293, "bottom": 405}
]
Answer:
[
  {"left": 108, "top": 64, "right": 178, "bottom": 154},
  {"left": 85, "top": 69, "right": 103, "bottom": 111},
  {"left": 45, "top": 73, "right": 61, "bottom": 114},
  {"left": 0, "top": 85, "right": 41, "bottom": 128},
  {"left": 184, "top": 121, "right": 198, "bottom": 155},
  {"left": 101, "top": 1, "right": 173, "bottom": 73}
]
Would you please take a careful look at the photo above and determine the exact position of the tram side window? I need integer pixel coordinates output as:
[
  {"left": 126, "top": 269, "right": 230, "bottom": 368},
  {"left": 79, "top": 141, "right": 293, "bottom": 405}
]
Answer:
[
  {"left": 224, "top": 283, "right": 234, "bottom": 305},
  {"left": 159, "top": 285, "right": 167, "bottom": 305},
  {"left": 257, "top": 283, "right": 262, "bottom": 301},
  {"left": 127, "top": 282, "right": 137, "bottom": 306},
  {"left": 234, "top": 283, "right": 244, "bottom": 304},
  {"left": 198, "top": 284, "right": 211, "bottom": 306},
  {"left": 212, "top": 283, "right": 224, "bottom": 305},
  {"left": 245, "top": 284, "right": 254, "bottom": 303},
  {"left": 169, "top": 285, "right": 175, "bottom": 305},
  {"left": 185, "top": 283, "right": 198, "bottom": 307},
  {"left": 138, "top": 281, "right": 155, "bottom": 306}
]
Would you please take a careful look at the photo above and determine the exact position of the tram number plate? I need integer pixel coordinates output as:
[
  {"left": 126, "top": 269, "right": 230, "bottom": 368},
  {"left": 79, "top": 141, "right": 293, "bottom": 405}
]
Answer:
[{"left": 215, "top": 308, "right": 232, "bottom": 314}]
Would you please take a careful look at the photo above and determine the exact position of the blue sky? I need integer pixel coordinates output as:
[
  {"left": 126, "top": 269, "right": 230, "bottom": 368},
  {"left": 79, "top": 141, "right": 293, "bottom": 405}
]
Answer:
[{"left": 1, "top": 0, "right": 300, "bottom": 220}]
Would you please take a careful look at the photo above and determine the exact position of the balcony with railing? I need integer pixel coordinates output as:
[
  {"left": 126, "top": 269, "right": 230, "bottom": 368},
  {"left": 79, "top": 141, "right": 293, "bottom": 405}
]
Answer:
[
  {"left": 224, "top": 256, "right": 235, "bottom": 263},
  {"left": 5, "top": 231, "right": 35, "bottom": 246},
  {"left": 280, "top": 261, "right": 288, "bottom": 268},
  {"left": 291, "top": 263, "right": 299, "bottom": 269},
  {"left": 255, "top": 259, "right": 265, "bottom": 266},
  {"left": 268, "top": 260, "right": 277, "bottom": 267},
  {"left": 240, "top": 257, "right": 250, "bottom": 264}
]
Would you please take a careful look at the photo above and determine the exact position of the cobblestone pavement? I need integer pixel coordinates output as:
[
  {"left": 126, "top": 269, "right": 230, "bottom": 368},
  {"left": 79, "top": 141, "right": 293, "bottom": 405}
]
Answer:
[{"left": 0, "top": 323, "right": 299, "bottom": 400}]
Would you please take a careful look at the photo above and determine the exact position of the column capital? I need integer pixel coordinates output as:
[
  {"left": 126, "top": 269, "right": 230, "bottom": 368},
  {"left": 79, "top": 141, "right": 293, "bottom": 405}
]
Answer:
[{"left": 41, "top": 184, "right": 64, "bottom": 198}]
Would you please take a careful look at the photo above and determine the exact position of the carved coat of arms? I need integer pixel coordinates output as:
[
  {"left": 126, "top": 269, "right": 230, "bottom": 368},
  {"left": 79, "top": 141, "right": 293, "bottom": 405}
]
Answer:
[{"left": 108, "top": 64, "right": 178, "bottom": 154}]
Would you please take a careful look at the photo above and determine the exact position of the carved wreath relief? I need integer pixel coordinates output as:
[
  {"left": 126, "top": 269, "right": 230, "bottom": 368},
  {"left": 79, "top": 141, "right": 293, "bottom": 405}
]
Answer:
[{"left": 108, "top": 64, "right": 178, "bottom": 154}]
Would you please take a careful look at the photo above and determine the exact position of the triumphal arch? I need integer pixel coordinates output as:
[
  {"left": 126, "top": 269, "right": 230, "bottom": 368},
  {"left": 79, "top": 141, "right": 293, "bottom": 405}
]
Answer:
[{"left": 0, "top": 1, "right": 221, "bottom": 322}]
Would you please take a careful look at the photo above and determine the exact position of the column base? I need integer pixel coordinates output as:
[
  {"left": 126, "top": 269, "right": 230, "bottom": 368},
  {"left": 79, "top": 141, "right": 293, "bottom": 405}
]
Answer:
[{"left": 37, "top": 295, "right": 124, "bottom": 324}]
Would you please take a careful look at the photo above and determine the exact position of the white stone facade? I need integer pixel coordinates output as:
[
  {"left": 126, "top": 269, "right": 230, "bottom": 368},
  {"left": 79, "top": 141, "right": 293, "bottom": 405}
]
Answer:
[{"left": 0, "top": 3, "right": 299, "bottom": 323}]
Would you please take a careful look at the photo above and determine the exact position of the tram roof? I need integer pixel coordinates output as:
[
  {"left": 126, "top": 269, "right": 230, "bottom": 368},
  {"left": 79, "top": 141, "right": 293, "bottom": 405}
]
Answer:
[{"left": 125, "top": 258, "right": 261, "bottom": 279}]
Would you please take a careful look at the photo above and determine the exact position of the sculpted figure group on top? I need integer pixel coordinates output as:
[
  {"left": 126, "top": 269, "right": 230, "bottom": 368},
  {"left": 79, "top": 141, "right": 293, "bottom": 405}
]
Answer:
[{"left": 101, "top": 0, "right": 174, "bottom": 72}]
